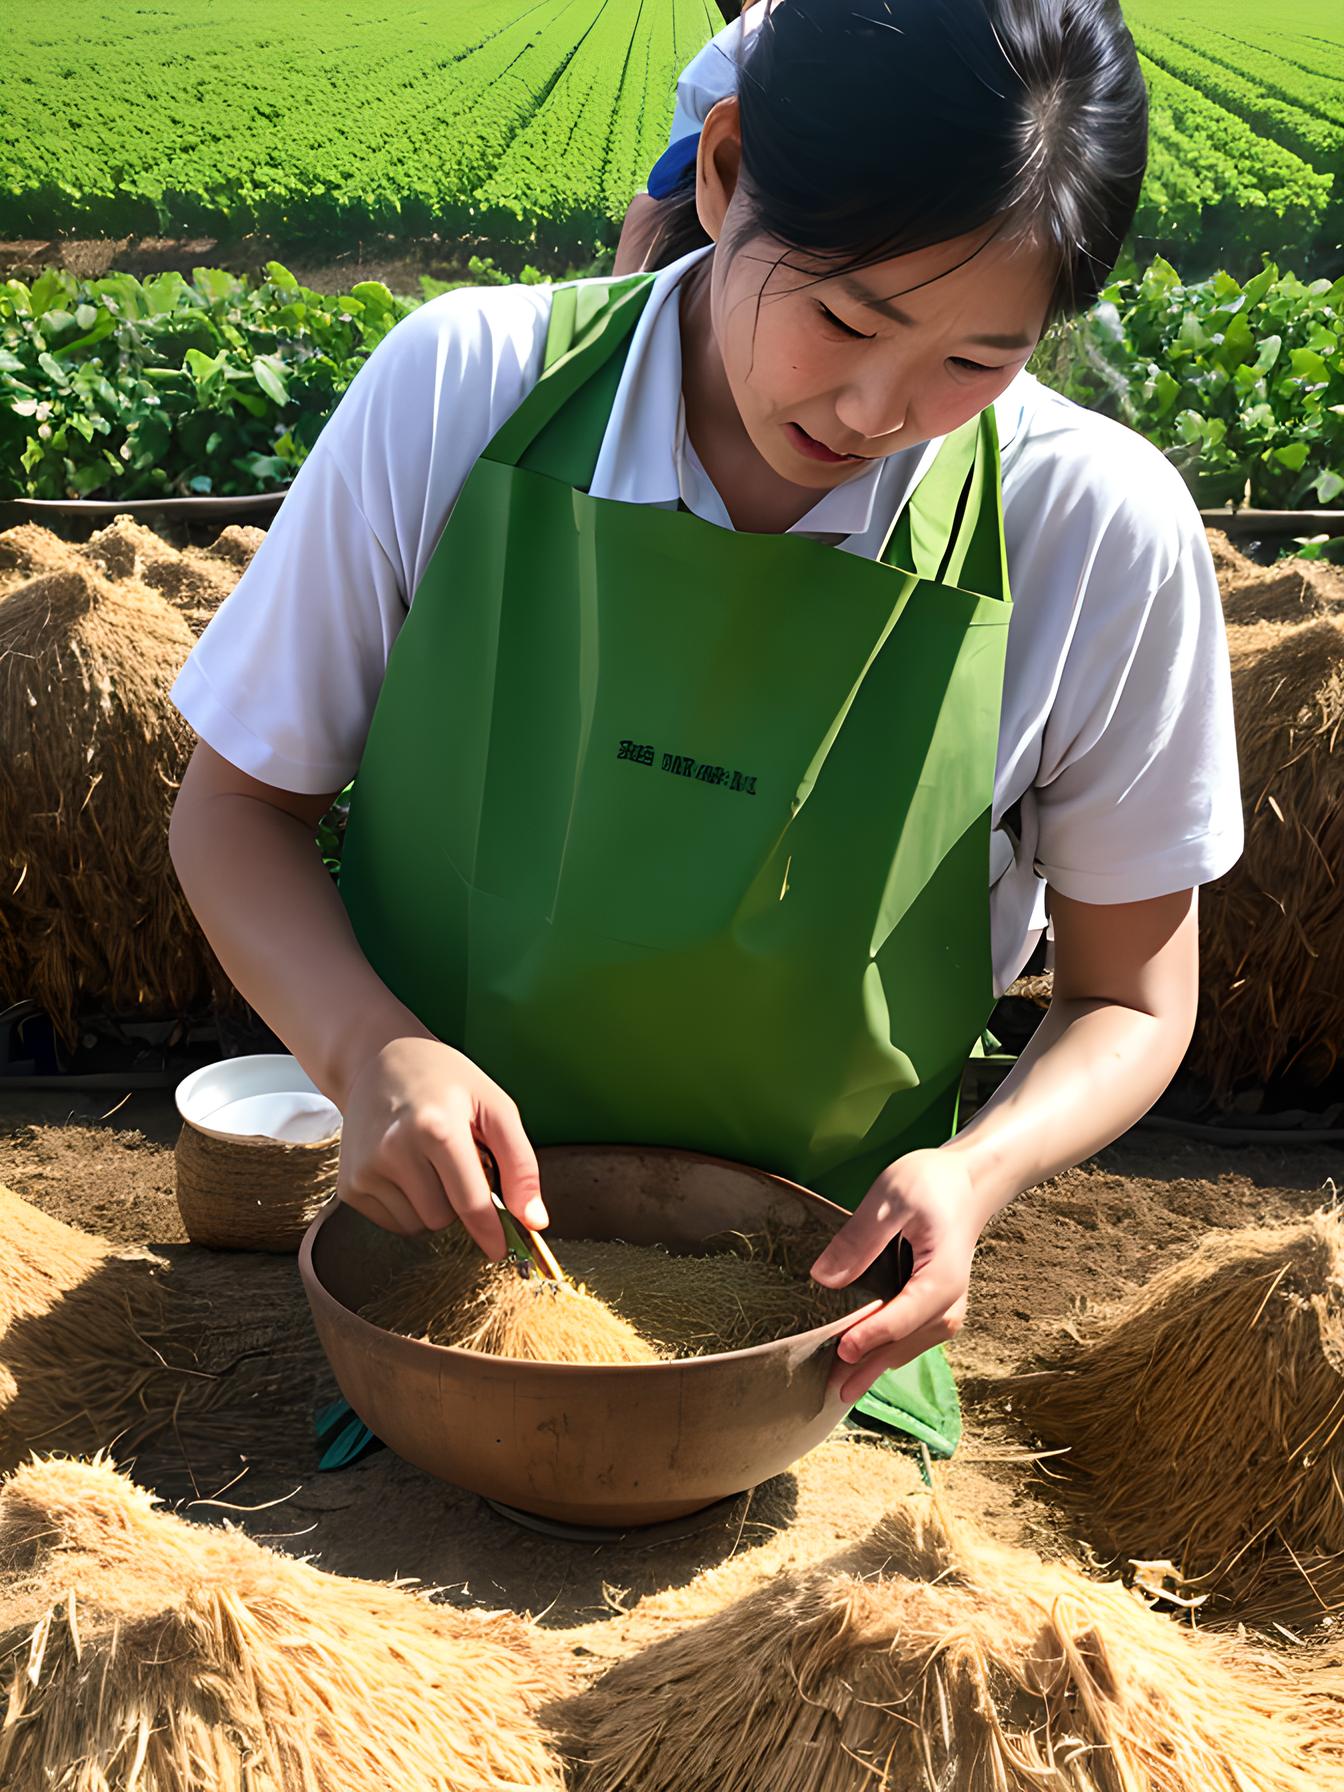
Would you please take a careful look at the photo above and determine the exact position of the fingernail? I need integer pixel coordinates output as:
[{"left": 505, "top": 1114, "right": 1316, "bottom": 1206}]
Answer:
[{"left": 524, "top": 1201, "right": 549, "bottom": 1230}]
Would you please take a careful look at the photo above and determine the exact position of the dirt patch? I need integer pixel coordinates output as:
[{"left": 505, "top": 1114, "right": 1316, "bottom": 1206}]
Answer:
[
  {"left": 954, "top": 1144, "right": 1334, "bottom": 1383},
  {"left": 0, "top": 1123, "right": 185, "bottom": 1246},
  {"left": 0, "top": 233, "right": 587, "bottom": 299}
]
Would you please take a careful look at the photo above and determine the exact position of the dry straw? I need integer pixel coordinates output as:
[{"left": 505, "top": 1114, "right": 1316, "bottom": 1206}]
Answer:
[
  {"left": 0, "top": 516, "right": 262, "bottom": 631},
  {"left": 77, "top": 514, "right": 261, "bottom": 635},
  {"left": 362, "top": 1230, "right": 661, "bottom": 1364},
  {"left": 0, "top": 534, "right": 237, "bottom": 1041},
  {"left": 1015, "top": 1210, "right": 1344, "bottom": 1626},
  {"left": 564, "top": 1484, "right": 1344, "bottom": 1792},
  {"left": 361, "top": 1228, "right": 853, "bottom": 1363},
  {"left": 0, "top": 1454, "right": 570, "bottom": 1792},
  {"left": 1196, "top": 606, "right": 1344, "bottom": 1093},
  {"left": 1206, "top": 530, "right": 1344, "bottom": 628},
  {"left": 0, "top": 1182, "right": 195, "bottom": 1470},
  {"left": 0, "top": 1184, "right": 319, "bottom": 1476}
]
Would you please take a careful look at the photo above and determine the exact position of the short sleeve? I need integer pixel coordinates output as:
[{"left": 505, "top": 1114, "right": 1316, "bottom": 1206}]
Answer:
[
  {"left": 1031, "top": 446, "right": 1244, "bottom": 904},
  {"left": 170, "top": 284, "right": 550, "bottom": 795}
]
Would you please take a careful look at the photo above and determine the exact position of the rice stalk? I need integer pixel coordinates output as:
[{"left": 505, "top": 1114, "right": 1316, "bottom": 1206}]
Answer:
[
  {"left": 562, "top": 1482, "right": 1344, "bottom": 1791},
  {"left": 1014, "top": 1210, "right": 1344, "bottom": 1625},
  {"left": 360, "top": 1227, "right": 856, "bottom": 1364},
  {"left": 0, "top": 1454, "right": 570, "bottom": 1791}
]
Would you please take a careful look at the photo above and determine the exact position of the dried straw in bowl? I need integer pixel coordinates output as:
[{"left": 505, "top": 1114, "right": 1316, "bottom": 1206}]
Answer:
[
  {"left": 361, "top": 1231, "right": 661, "bottom": 1365},
  {"left": 0, "top": 1454, "right": 571, "bottom": 1792},
  {"left": 1014, "top": 1210, "right": 1344, "bottom": 1626},
  {"left": 360, "top": 1227, "right": 855, "bottom": 1364},
  {"left": 562, "top": 1484, "right": 1344, "bottom": 1792}
]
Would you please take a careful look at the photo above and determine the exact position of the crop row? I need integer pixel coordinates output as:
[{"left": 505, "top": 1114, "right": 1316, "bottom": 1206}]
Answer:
[
  {"left": 2, "top": 0, "right": 712, "bottom": 249},
  {"left": 1133, "top": 26, "right": 1343, "bottom": 174}
]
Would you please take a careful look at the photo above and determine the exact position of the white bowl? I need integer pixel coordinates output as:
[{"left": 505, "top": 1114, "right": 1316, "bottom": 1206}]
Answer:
[{"left": 175, "top": 1054, "right": 343, "bottom": 1146}]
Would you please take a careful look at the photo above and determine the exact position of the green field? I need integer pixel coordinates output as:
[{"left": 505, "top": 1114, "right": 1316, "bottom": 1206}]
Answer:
[
  {"left": 1126, "top": 0, "right": 1343, "bottom": 265},
  {"left": 2, "top": 0, "right": 1342, "bottom": 265},
  {"left": 2, "top": 0, "right": 722, "bottom": 250}
]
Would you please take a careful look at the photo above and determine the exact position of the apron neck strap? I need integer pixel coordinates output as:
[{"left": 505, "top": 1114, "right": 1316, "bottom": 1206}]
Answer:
[
  {"left": 881, "top": 407, "right": 1008, "bottom": 602},
  {"left": 481, "top": 275, "right": 658, "bottom": 486}
]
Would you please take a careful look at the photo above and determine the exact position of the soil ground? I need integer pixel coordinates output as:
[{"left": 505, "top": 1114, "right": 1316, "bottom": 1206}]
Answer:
[
  {"left": 0, "top": 234, "right": 596, "bottom": 299},
  {"left": 2, "top": 1085, "right": 1339, "bottom": 1637}
]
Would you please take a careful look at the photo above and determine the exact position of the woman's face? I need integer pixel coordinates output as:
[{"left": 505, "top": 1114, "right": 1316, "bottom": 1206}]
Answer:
[{"left": 694, "top": 103, "right": 1055, "bottom": 490}]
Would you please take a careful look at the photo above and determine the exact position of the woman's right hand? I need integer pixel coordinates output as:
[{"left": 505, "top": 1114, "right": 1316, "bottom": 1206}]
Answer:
[{"left": 335, "top": 1036, "right": 546, "bottom": 1255}]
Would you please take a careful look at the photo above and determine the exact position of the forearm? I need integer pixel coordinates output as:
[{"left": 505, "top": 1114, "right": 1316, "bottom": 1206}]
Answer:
[
  {"left": 169, "top": 789, "right": 433, "bottom": 1107},
  {"left": 943, "top": 992, "right": 1193, "bottom": 1222}
]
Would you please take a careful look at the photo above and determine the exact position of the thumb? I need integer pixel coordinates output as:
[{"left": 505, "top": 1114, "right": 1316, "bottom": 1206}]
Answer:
[
  {"left": 811, "top": 1189, "right": 906, "bottom": 1289},
  {"left": 478, "top": 1105, "right": 548, "bottom": 1232}
]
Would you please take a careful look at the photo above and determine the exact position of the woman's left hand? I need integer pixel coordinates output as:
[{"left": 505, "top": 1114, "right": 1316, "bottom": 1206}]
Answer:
[{"left": 810, "top": 1148, "right": 989, "bottom": 1405}]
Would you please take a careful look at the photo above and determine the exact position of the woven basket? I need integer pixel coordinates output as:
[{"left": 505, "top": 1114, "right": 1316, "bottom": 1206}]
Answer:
[{"left": 175, "top": 1119, "right": 340, "bottom": 1253}]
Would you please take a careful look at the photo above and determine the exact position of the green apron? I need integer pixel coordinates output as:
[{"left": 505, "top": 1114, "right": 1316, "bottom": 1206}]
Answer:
[{"left": 337, "top": 272, "right": 1012, "bottom": 1451}]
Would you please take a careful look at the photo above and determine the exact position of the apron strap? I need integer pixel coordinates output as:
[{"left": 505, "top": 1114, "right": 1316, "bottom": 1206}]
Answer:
[
  {"left": 881, "top": 408, "right": 1008, "bottom": 604},
  {"left": 481, "top": 274, "right": 657, "bottom": 486},
  {"left": 942, "top": 405, "right": 1010, "bottom": 601}
]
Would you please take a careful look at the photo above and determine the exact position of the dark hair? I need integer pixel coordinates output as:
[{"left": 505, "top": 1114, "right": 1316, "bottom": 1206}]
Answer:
[{"left": 648, "top": 0, "right": 1148, "bottom": 319}]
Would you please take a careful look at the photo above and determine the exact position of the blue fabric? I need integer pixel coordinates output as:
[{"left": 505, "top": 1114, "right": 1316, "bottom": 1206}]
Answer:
[{"left": 647, "top": 132, "right": 701, "bottom": 200}]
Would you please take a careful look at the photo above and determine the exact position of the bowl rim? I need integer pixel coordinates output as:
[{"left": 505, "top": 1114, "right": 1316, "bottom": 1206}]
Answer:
[
  {"left": 175, "top": 1052, "right": 342, "bottom": 1145},
  {"left": 298, "top": 1142, "right": 886, "bottom": 1376}
]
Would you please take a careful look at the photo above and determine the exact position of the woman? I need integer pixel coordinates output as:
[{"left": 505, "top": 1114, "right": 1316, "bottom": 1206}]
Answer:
[{"left": 168, "top": 0, "right": 1241, "bottom": 1449}]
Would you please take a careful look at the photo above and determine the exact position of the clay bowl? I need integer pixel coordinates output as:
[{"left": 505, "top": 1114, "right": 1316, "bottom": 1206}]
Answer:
[{"left": 299, "top": 1144, "right": 901, "bottom": 1527}]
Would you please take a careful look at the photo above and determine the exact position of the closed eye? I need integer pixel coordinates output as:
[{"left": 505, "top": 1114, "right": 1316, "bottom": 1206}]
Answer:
[
  {"left": 950, "top": 356, "right": 998, "bottom": 373},
  {"left": 816, "top": 301, "right": 874, "bottom": 341}
]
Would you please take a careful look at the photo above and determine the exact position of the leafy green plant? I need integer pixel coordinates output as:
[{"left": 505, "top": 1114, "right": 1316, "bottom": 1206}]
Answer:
[
  {"left": 315, "top": 783, "right": 354, "bottom": 882},
  {"left": 417, "top": 255, "right": 548, "bottom": 303},
  {"left": 0, "top": 262, "right": 415, "bottom": 500},
  {"left": 1034, "top": 257, "right": 1344, "bottom": 509},
  {"left": 0, "top": 250, "right": 616, "bottom": 502}
]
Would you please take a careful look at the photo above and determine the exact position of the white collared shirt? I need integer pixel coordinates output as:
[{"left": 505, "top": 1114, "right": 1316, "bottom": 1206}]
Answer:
[{"left": 171, "top": 249, "right": 1242, "bottom": 993}]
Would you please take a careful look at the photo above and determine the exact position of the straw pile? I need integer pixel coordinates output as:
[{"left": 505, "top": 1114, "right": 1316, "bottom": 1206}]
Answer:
[
  {"left": 1195, "top": 596, "right": 1344, "bottom": 1093},
  {"left": 1015, "top": 1210, "right": 1344, "bottom": 1626},
  {"left": 0, "top": 515, "right": 261, "bottom": 635},
  {"left": 563, "top": 1485, "right": 1344, "bottom": 1792},
  {"left": 1206, "top": 531, "right": 1344, "bottom": 628},
  {"left": 361, "top": 1228, "right": 855, "bottom": 1363},
  {"left": 0, "top": 1182, "right": 193, "bottom": 1469},
  {"left": 0, "top": 1454, "right": 570, "bottom": 1792},
  {"left": 0, "top": 1183, "right": 320, "bottom": 1476},
  {"left": 0, "top": 517, "right": 258, "bottom": 1040}
]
